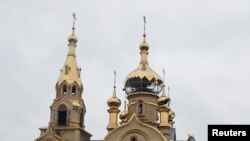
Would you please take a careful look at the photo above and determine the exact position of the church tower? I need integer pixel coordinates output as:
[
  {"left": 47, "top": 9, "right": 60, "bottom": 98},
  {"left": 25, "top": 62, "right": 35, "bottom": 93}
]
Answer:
[
  {"left": 35, "top": 14, "right": 91, "bottom": 141},
  {"left": 107, "top": 71, "right": 121, "bottom": 132},
  {"left": 104, "top": 17, "right": 176, "bottom": 141}
]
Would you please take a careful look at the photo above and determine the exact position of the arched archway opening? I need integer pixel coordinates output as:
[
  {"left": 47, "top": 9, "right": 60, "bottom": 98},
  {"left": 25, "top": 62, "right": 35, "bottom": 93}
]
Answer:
[{"left": 58, "top": 105, "right": 67, "bottom": 125}]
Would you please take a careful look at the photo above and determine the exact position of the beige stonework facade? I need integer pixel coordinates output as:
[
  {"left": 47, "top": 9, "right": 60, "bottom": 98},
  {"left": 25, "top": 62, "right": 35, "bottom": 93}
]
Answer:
[{"left": 104, "top": 114, "right": 167, "bottom": 141}]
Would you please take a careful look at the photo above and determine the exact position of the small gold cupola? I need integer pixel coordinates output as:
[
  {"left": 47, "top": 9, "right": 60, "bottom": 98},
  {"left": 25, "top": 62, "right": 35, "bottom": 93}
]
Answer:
[
  {"left": 107, "top": 71, "right": 121, "bottom": 132},
  {"left": 158, "top": 69, "right": 170, "bottom": 105},
  {"left": 107, "top": 71, "right": 121, "bottom": 107},
  {"left": 119, "top": 99, "right": 128, "bottom": 124},
  {"left": 57, "top": 13, "right": 82, "bottom": 87},
  {"left": 107, "top": 86, "right": 121, "bottom": 107},
  {"left": 124, "top": 16, "right": 163, "bottom": 95}
]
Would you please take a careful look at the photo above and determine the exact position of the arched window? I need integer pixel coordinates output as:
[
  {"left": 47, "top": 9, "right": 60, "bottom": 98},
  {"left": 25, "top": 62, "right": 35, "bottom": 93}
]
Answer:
[
  {"left": 131, "top": 137, "right": 137, "bottom": 141},
  {"left": 63, "top": 85, "right": 67, "bottom": 94},
  {"left": 72, "top": 86, "right": 76, "bottom": 95},
  {"left": 58, "top": 105, "right": 67, "bottom": 125},
  {"left": 138, "top": 100, "right": 144, "bottom": 115}
]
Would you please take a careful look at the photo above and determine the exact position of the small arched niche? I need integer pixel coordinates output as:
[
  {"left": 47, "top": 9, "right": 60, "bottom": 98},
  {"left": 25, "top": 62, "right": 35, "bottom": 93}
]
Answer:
[
  {"left": 63, "top": 85, "right": 67, "bottom": 94},
  {"left": 137, "top": 100, "right": 144, "bottom": 115}
]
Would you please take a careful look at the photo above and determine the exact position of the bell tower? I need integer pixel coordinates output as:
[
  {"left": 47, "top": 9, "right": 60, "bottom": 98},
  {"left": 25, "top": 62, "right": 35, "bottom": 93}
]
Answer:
[{"left": 35, "top": 14, "right": 91, "bottom": 141}]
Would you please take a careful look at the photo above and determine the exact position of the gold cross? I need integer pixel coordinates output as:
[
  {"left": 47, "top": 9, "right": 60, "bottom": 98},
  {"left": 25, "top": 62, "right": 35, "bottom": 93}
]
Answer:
[
  {"left": 114, "top": 70, "right": 117, "bottom": 87},
  {"left": 72, "top": 13, "right": 76, "bottom": 33},
  {"left": 143, "top": 16, "right": 146, "bottom": 35}
]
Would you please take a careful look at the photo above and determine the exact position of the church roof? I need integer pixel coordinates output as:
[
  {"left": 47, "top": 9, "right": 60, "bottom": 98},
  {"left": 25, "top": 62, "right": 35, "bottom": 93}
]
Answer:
[{"left": 57, "top": 15, "right": 82, "bottom": 87}]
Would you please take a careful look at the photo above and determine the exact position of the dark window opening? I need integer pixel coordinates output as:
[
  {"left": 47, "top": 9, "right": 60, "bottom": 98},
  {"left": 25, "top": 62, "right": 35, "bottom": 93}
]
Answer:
[
  {"left": 63, "top": 85, "right": 67, "bottom": 94},
  {"left": 72, "top": 86, "right": 76, "bottom": 95},
  {"left": 138, "top": 101, "right": 143, "bottom": 115},
  {"left": 131, "top": 137, "right": 137, "bottom": 141},
  {"left": 58, "top": 105, "right": 67, "bottom": 125},
  {"left": 139, "top": 104, "right": 143, "bottom": 114}
]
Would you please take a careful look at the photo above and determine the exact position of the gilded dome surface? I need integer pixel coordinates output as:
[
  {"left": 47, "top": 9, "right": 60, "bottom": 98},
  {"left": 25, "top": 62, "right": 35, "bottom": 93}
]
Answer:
[
  {"left": 68, "top": 34, "right": 78, "bottom": 43},
  {"left": 124, "top": 65, "right": 163, "bottom": 95},
  {"left": 157, "top": 95, "right": 169, "bottom": 105},
  {"left": 169, "top": 110, "right": 175, "bottom": 120},
  {"left": 119, "top": 111, "right": 128, "bottom": 120},
  {"left": 107, "top": 87, "right": 121, "bottom": 107},
  {"left": 124, "top": 20, "right": 163, "bottom": 95},
  {"left": 107, "top": 97, "right": 121, "bottom": 107},
  {"left": 125, "top": 65, "right": 162, "bottom": 82}
]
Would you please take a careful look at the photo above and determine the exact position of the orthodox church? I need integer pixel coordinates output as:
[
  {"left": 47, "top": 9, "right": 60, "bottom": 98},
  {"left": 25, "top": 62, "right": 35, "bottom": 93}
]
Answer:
[{"left": 35, "top": 15, "right": 196, "bottom": 141}]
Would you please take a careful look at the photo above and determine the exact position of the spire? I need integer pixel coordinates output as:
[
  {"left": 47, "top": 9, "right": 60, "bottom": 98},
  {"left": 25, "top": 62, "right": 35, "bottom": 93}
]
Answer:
[
  {"left": 107, "top": 71, "right": 121, "bottom": 107},
  {"left": 57, "top": 13, "right": 81, "bottom": 86},
  {"left": 119, "top": 95, "right": 128, "bottom": 124},
  {"left": 157, "top": 69, "right": 169, "bottom": 105},
  {"left": 107, "top": 71, "right": 121, "bottom": 131},
  {"left": 68, "top": 13, "right": 78, "bottom": 43},
  {"left": 143, "top": 16, "right": 146, "bottom": 42},
  {"left": 123, "top": 94, "right": 127, "bottom": 112},
  {"left": 72, "top": 13, "right": 76, "bottom": 35},
  {"left": 112, "top": 70, "right": 117, "bottom": 97},
  {"left": 168, "top": 86, "right": 171, "bottom": 107},
  {"left": 139, "top": 16, "right": 149, "bottom": 68},
  {"left": 162, "top": 69, "right": 167, "bottom": 97}
]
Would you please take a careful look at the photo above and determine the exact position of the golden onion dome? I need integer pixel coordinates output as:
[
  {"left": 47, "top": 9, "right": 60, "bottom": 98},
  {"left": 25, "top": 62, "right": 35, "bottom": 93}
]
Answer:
[
  {"left": 107, "top": 97, "right": 121, "bottom": 107},
  {"left": 125, "top": 40, "right": 161, "bottom": 81},
  {"left": 119, "top": 110, "right": 128, "bottom": 120},
  {"left": 120, "top": 100, "right": 128, "bottom": 121},
  {"left": 124, "top": 63, "right": 163, "bottom": 95},
  {"left": 68, "top": 34, "right": 78, "bottom": 43},
  {"left": 124, "top": 16, "right": 163, "bottom": 95},
  {"left": 139, "top": 40, "right": 149, "bottom": 51},
  {"left": 169, "top": 109, "right": 175, "bottom": 120},
  {"left": 107, "top": 87, "right": 121, "bottom": 107},
  {"left": 125, "top": 65, "right": 162, "bottom": 82},
  {"left": 158, "top": 95, "right": 169, "bottom": 106}
]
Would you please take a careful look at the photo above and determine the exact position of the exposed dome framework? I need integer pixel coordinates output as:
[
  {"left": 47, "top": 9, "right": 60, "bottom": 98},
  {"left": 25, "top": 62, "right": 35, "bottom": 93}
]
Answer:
[{"left": 124, "top": 66, "right": 163, "bottom": 94}]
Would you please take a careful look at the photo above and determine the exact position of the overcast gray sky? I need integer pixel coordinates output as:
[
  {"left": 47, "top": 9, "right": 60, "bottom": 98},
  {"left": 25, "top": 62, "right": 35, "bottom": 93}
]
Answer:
[{"left": 0, "top": 0, "right": 250, "bottom": 141}]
